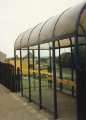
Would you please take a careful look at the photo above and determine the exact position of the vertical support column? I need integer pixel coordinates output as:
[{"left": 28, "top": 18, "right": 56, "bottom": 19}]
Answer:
[
  {"left": 52, "top": 41, "right": 58, "bottom": 119},
  {"left": 38, "top": 45, "right": 42, "bottom": 109},
  {"left": 20, "top": 49, "right": 23, "bottom": 96},
  {"left": 27, "top": 48, "right": 31, "bottom": 101},
  {"left": 75, "top": 35, "right": 81, "bottom": 120},
  {"left": 58, "top": 40, "right": 63, "bottom": 91},
  {"left": 49, "top": 47, "right": 52, "bottom": 72},
  {"left": 32, "top": 50, "right": 35, "bottom": 73},
  {"left": 75, "top": 35, "right": 86, "bottom": 120},
  {"left": 14, "top": 49, "right": 17, "bottom": 92},
  {"left": 70, "top": 38, "right": 74, "bottom": 96},
  {"left": 32, "top": 50, "right": 35, "bottom": 90}
]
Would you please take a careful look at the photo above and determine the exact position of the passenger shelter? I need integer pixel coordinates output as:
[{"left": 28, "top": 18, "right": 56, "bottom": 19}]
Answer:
[{"left": 14, "top": 2, "right": 86, "bottom": 120}]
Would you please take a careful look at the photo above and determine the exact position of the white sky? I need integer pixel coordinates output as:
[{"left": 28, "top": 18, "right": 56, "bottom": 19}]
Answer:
[{"left": 0, "top": 0, "right": 85, "bottom": 57}]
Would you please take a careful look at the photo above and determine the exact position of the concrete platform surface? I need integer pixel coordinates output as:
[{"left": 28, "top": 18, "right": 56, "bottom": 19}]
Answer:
[{"left": 0, "top": 84, "right": 53, "bottom": 120}]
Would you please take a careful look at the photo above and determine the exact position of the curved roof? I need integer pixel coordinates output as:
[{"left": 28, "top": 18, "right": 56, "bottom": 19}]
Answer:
[{"left": 15, "top": 2, "right": 86, "bottom": 49}]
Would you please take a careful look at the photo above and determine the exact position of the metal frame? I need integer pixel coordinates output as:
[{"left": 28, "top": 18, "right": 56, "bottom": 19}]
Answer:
[
  {"left": 14, "top": 49, "right": 17, "bottom": 92},
  {"left": 38, "top": 44, "right": 42, "bottom": 109},
  {"left": 58, "top": 40, "right": 63, "bottom": 91},
  {"left": 27, "top": 47, "right": 31, "bottom": 101},
  {"left": 52, "top": 41, "right": 58, "bottom": 119},
  {"left": 14, "top": 3, "right": 86, "bottom": 120},
  {"left": 14, "top": 35, "right": 86, "bottom": 120},
  {"left": 49, "top": 45, "right": 52, "bottom": 72},
  {"left": 20, "top": 49, "right": 23, "bottom": 96},
  {"left": 70, "top": 37, "right": 75, "bottom": 96},
  {"left": 32, "top": 50, "right": 36, "bottom": 90},
  {"left": 75, "top": 4, "right": 86, "bottom": 119}
]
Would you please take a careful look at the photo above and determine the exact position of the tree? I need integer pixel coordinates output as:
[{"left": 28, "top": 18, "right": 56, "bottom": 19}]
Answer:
[
  {"left": 56, "top": 45, "right": 86, "bottom": 69},
  {"left": 56, "top": 52, "right": 71, "bottom": 68}
]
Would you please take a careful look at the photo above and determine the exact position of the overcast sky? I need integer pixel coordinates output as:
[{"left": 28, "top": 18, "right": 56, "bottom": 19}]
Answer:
[{"left": 0, "top": 0, "right": 85, "bottom": 57}]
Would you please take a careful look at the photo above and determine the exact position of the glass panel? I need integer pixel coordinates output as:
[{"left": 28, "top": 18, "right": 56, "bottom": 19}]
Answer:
[
  {"left": 22, "top": 49, "right": 29, "bottom": 98},
  {"left": 55, "top": 37, "right": 86, "bottom": 48},
  {"left": 30, "top": 46, "right": 38, "bottom": 50},
  {"left": 79, "top": 45, "right": 86, "bottom": 68},
  {"left": 55, "top": 39, "right": 70, "bottom": 47},
  {"left": 60, "top": 47, "right": 76, "bottom": 94},
  {"left": 15, "top": 32, "right": 24, "bottom": 49},
  {"left": 55, "top": 49, "right": 60, "bottom": 90},
  {"left": 54, "top": 3, "right": 84, "bottom": 37},
  {"left": 55, "top": 38, "right": 76, "bottom": 48},
  {"left": 30, "top": 47, "right": 39, "bottom": 104},
  {"left": 9, "top": 50, "right": 20, "bottom": 69},
  {"left": 71, "top": 37, "right": 75, "bottom": 45},
  {"left": 29, "top": 23, "right": 44, "bottom": 46},
  {"left": 16, "top": 50, "right": 21, "bottom": 93},
  {"left": 71, "top": 36, "right": 86, "bottom": 46},
  {"left": 40, "top": 43, "right": 54, "bottom": 112},
  {"left": 80, "top": 9, "right": 86, "bottom": 34},
  {"left": 21, "top": 29, "right": 32, "bottom": 48},
  {"left": 16, "top": 50, "right": 20, "bottom": 71},
  {"left": 78, "top": 44, "right": 86, "bottom": 120},
  {"left": 78, "top": 26, "right": 85, "bottom": 35},
  {"left": 55, "top": 40, "right": 77, "bottom": 120},
  {"left": 40, "top": 16, "right": 60, "bottom": 43},
  {"left": 78, "top": 37, "right": 86, "bottom": 45}
]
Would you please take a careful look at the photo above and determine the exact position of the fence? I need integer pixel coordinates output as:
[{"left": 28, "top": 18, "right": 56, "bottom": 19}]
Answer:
[{"left": 0, "top": 62, "right": 16, "bottom": 92}]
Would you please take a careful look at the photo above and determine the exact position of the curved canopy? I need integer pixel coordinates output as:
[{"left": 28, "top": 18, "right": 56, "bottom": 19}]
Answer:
[{"left": 15, "top": 2, "right": 86, "bottom": 50}]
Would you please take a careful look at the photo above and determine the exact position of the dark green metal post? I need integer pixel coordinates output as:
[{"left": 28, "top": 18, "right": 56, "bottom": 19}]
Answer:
[
  {"left": 52, "top": 41, "right": 58, "bottom": 119},
  {"left": 38, "top": 45, "right": 42, "bottom": 109},
  {"left": 58, "top": 40, "right": 63, "bottom": 91},
  {"left": 14, "top": 49, "right": 17, "bottom": 92},
  {"left": 27, "top": 48, "right": 31, "bottom": 101},
  {"left": 70, "top": 38, "right": 74, "bottom": 96},
  {"left": 20, "top": 49, "right": 23, "bottom": 96}
]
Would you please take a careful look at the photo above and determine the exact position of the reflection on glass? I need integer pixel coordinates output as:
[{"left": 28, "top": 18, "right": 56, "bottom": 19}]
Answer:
[
  {"left": 55, "top": 39, "right": 77, "bottom": 120},
  {"left": 16, "top": 50, "right": 21, "bottom": 92},
  {"left": 16, "top": 50, "right": 20, "bottom": 71},
  {"left": 78, "top": 37, "right": 86, "bottom": 45},
  {"left": 40, "top": 43, "right": 54, "bottom": 112},
  {"left": 22, "top": 50, "right": 29, "bottom": 97},
  {"left": 30, "top": 48, "right": 39, "bottom": 104}
]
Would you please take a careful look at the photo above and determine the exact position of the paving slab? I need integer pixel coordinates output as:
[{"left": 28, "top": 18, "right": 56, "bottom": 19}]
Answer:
[
  {"left": 0, "top": 84, "right": 77, "bottom": 120},
  {"left": 0, "top": 84, "right": 53, "bottom": 120}
]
